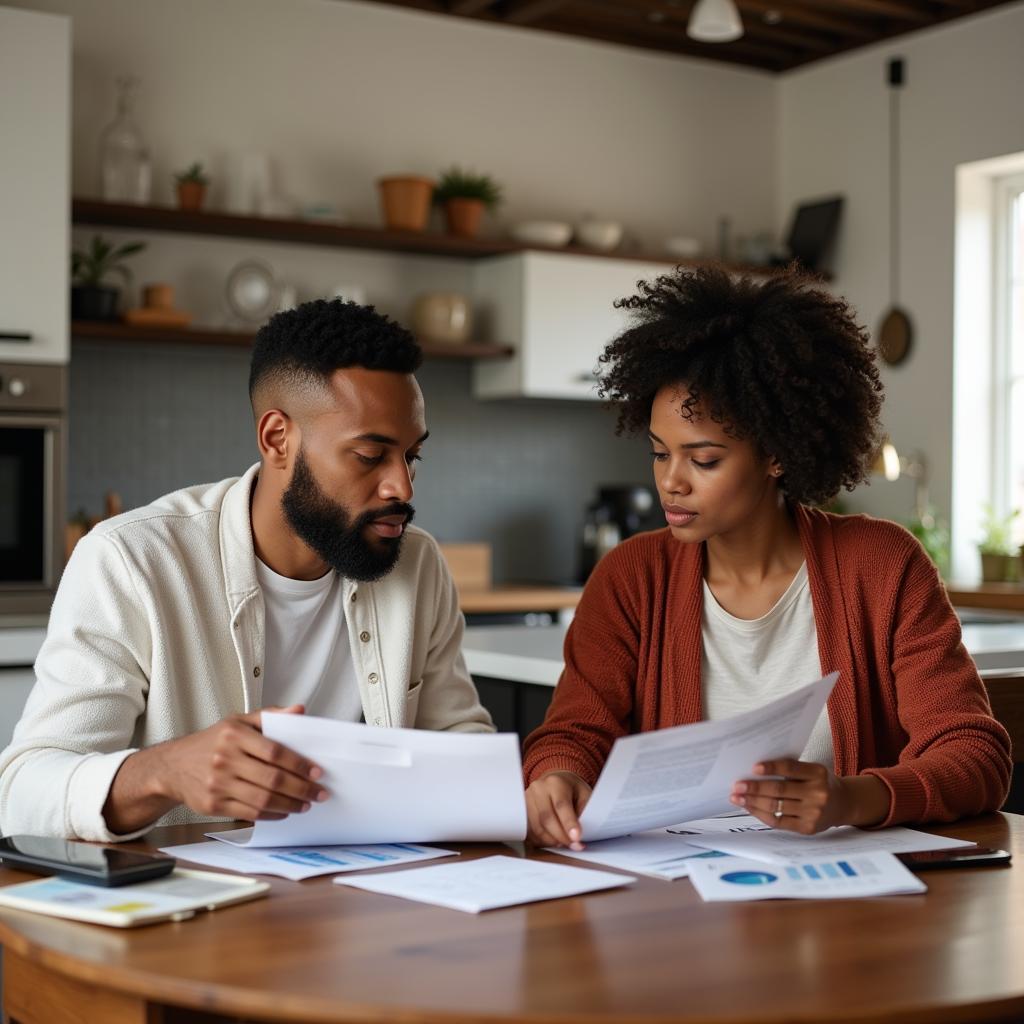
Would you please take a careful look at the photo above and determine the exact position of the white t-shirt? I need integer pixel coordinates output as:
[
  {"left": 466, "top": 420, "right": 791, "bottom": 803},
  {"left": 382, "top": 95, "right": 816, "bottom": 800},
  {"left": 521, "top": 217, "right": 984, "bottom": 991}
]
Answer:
[
  {"left": 254, "top": 559, "right": 362, "bottom": 722},
  {"left": 700, "top": 562, "right": 834, "bottom": 769}
]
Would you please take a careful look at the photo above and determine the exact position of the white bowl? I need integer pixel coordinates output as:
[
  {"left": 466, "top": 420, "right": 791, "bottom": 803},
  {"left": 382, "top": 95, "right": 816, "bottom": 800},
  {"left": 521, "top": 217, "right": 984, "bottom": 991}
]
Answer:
[
  {"left": 510, "top": 220, "right": 573, "bottom": 247},
  {"left": 575, "top": 220, "right": 623, "bottom": 251},
  {"left": 664, "top": 236, "right": 702, "bottom": 259}
]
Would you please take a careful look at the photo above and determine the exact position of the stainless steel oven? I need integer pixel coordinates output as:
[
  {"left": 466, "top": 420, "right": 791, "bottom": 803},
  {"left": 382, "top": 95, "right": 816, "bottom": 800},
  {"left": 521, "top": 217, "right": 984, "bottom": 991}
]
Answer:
[{"left": 0, "top": 362, "right": 67, "bottom": 615}]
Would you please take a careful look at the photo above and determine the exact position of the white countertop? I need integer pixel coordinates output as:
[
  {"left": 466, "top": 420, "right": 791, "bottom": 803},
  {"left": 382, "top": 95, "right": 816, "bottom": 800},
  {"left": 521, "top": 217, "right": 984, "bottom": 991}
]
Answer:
[
  {"left": 463, "top": 616, "right": 1024, "bottom": 687},
  {"left": 6, "top": 614, "right": 1022, "bottom": 681},
  {"left": 0, "top": 625, "right": 47, "bottom": 668}
]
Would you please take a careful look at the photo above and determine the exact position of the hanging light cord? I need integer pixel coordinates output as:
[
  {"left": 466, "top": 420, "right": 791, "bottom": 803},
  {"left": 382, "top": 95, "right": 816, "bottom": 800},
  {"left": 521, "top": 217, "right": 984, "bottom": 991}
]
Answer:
[{"left": 889, "top": 82, "right": 900, "bottom": 306}]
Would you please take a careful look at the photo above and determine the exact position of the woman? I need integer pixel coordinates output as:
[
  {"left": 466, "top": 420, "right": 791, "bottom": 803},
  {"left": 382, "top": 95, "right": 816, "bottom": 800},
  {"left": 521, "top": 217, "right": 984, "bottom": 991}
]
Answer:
[{"left": 523, "top": 265, "right": 1010, "bottom": 850}]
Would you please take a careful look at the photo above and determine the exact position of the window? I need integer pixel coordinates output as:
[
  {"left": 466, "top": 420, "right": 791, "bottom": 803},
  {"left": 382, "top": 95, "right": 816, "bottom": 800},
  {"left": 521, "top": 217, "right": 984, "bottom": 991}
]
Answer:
[{"left": 993, "top": 172, "right": 1024, "bottom": 544}]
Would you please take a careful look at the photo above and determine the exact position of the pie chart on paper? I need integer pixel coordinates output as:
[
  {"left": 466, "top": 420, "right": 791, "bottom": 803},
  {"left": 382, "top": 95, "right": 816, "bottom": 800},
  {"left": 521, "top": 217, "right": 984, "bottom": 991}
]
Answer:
[{"left": 720, "top": 870, "right": 779, "bottom": 886}]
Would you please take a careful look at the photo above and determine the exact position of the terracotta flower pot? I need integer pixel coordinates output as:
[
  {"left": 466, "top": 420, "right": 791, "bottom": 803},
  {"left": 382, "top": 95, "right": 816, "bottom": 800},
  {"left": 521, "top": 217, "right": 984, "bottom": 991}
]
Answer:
[
  {"left": 176, "top": 180, "right": 206, "bottom": 211},
  {"left": 378, "top": 176, "right": 434, "bottom": 232},
  {"left": 444, "top": 198, "right": 485, "bottom": 238}
]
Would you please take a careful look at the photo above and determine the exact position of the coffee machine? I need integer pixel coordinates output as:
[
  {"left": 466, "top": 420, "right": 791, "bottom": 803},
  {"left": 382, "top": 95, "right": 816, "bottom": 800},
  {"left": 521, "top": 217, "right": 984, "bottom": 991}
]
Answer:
[{"left": 578, "top": 485, "right": 660, "bottom": 581}]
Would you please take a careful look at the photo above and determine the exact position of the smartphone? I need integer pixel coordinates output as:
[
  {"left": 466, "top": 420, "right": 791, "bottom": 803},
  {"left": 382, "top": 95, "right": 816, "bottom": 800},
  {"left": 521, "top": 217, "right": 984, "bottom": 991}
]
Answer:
[
  {"left": 896, "top": 846, "right": 1011, "bottom": 872},
  {"left": 0, "top": 835, "right": 176, "bottom": 887}
]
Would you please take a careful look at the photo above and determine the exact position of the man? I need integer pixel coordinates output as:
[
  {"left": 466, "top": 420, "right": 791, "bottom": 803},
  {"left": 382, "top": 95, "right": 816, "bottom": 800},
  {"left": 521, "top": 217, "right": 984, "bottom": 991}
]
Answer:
[{"left": 0, "top": 300, "right": 493, "bottom": 841}]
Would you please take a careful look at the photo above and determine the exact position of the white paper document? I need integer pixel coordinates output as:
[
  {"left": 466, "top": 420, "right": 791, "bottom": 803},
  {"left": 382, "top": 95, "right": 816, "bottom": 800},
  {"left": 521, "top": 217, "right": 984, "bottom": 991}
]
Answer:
[
  {"left": 663, "top": 812, "right": 771, "bottom": 834},
  {"left": 578, "top": 672, "right": 838, "bottom": 842},
  {"left": 549, "top": 831, "right": 729, "bottom": 880},
  {"left": 687, "top": 850, "right": 927, "bottom": 901},
  {"left": 682, "top": 824, "right": 976, "bottom": 864},
  {"left": 160, "top": 837, "right": 456, "bottom": 881},
  {"left": 220, "top": 714, "right": 527, "bottom": 846},
  {"left": 334, "top": 855, "right": 635, "bottom": 913}
]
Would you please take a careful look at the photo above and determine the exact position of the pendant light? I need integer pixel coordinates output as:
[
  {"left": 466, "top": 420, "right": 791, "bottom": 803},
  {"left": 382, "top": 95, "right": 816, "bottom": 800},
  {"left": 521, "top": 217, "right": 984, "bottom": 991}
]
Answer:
[
  {"left": 687, "top": 0, "right": 744, "bottom": 42},
  {"left": 877, "top": 57, "right": 913, "bottom": 366}
]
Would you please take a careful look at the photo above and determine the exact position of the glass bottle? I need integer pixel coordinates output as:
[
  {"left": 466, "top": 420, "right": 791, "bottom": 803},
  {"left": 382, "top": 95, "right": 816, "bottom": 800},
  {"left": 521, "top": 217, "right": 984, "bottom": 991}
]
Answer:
[{"left": 99, "top": 76, "right": 152, "bottom": 203}]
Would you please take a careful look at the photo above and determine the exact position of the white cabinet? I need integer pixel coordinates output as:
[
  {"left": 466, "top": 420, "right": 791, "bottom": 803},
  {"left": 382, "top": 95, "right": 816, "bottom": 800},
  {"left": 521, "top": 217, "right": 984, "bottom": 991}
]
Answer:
[
  {"left": 0, "top": 8, "right": 70, "bottom": 365},
  {"left": 471, "top": 252, "right": 670, "bottom": 401}
]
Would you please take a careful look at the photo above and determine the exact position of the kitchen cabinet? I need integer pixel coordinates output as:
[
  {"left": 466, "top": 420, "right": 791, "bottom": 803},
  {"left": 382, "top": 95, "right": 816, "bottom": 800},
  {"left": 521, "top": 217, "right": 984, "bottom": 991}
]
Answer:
[
  {"left": 0, "top": 9, "right": 70, "bottom": 365},
  {"left": 471, "top": 252, "right": 671, "bottom": 400}
]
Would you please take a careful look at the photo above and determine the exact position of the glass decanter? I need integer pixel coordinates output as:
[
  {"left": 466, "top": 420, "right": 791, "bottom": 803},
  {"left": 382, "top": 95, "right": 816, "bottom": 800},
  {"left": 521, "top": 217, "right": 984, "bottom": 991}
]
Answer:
[{"left": 99, "top": 76, "right": 152, "bottom": 203}]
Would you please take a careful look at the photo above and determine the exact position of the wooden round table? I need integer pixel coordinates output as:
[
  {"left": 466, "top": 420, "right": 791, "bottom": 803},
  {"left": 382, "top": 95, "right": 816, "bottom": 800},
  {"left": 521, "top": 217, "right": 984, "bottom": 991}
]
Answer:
[{"left": 1, "top": 814, "right": 1022, "bottom": 1024}]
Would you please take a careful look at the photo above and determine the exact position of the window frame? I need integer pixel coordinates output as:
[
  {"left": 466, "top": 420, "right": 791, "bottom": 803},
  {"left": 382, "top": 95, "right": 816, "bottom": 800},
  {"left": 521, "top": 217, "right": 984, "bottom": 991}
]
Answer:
[{"left": 992, "top": 171, "right": 1024, "bottom": 524}]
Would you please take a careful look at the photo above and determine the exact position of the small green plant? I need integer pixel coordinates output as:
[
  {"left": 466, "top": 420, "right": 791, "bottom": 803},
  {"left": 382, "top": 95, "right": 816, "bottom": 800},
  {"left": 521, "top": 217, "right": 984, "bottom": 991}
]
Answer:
[
  {"left": 70, "top": 235, "right": 146, "bottom": 288},
  {"left": 174, "top": 161, "right": 210, "bottom": 186},
  {"left": 978, "top": 503, "right": 1020, "bottom": 556},
  {"left": 433, "top": 166, "right": 502, "bottom": 208},
  {"left": 906, "top": 508, "right": 950, "bottom": 578}
]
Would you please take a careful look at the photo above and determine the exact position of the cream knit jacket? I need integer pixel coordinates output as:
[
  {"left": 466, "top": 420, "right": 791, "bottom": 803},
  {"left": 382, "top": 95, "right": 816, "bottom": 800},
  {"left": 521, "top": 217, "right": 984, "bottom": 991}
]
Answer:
[{"left": 0, "top": 465, "right": 493, "bottom": 841}]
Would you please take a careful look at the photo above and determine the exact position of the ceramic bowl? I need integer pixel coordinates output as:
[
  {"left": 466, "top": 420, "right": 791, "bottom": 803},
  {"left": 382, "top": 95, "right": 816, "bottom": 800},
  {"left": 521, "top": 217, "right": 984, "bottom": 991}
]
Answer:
[
  {"left": 575, "top": 220, "right": 623, "bottom": 251},
  {"left": 410, "top": 293, "right": 473, "bottom": 346},
  {"left": 664, "top": 236, "right": 702, "bottom": 259},
  {"left": 510, "top": 221, "right": 573, "bottom": 247}
]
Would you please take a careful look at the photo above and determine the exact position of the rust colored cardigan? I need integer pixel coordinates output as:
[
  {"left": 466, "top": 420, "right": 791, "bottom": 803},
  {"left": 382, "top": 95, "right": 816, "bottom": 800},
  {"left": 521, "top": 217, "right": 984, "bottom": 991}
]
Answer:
[{"left": 522, "top": 506, "right": 1011, "bottom": 826}]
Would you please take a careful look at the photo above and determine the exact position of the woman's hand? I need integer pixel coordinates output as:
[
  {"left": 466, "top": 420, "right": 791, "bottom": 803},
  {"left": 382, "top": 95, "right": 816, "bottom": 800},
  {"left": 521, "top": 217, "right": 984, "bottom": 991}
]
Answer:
[
  {"left": 729, "top": 758, "right": 890, "bottom": 833},
  {"left": 525, "top": 770, "right": 593, "bottom": 850}
]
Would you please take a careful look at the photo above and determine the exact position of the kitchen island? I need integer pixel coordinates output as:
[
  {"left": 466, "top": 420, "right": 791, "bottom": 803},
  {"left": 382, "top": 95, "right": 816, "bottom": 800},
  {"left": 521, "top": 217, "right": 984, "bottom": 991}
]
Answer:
[
  {"left": 463, "top": 614, "right": 1024, "bottom": 692},
  {"left": 462, "top": 616, "right": 1024, "bottom": 814}
]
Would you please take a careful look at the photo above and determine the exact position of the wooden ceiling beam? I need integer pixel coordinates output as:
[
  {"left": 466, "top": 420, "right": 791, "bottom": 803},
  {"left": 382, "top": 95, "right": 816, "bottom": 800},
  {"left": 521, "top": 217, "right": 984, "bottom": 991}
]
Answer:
[
  {"left": 561, "top": 3, "right": 799, "bottom": 62},
  {"left": 503, "top": 0, "right": 569, "bottom": 24},
  {"left": 793, "top": 0, "right": 931, "bottom": 23},
  {"left": 726, "top": 19, "right": 837, "bottom": 51},
  {"left": 734, "top": 0, "right": 877, "bottom": 39},
  {"left": 540, "top": 14, "right": 782, "bottom": 67},
  {"left": 607, "top": 0, "right": 835, "bottom": 49},
  {"left": 449, "top": 0, "right": 496, "bottom": 14},
  {"left": 356, "top": 0, "right": 1021, "bottom": 73}
]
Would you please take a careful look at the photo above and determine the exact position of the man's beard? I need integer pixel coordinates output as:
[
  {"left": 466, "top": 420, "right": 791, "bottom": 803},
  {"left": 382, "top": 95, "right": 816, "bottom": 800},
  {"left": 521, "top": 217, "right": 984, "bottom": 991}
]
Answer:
[{"left": 281, "top": 449, "right": 415, "bottom": 582}]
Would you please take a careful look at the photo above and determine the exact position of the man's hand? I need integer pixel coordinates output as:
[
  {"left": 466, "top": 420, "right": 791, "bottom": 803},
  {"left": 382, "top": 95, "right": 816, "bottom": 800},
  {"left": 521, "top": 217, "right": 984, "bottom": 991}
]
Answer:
[
  {"left": 103, "top": 705, "right": 328, "bottom": 835},
  {"left": 525, "top": 770, "right": 592, "bottom": 850},
  {"left": 729, "top": 758, "right": 890, "bottom": 833}
]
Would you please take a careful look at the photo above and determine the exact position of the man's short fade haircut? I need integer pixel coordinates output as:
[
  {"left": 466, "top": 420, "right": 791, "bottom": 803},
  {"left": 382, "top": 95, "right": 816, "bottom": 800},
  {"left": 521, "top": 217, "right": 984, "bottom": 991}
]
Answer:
[{"left": 248, "top": 298, "right": 423, "bottom": 404}]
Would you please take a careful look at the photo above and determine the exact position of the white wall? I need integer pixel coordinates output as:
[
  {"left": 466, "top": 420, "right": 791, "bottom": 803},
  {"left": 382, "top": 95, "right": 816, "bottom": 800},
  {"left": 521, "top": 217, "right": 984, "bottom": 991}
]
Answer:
[
  {"left": 6, "top": 0, "right": 778, "bottom": 328},
  {"left": 10, "top": 0, "right": 776, "bottom": 248},
  {"left": 777, "top": 3, "right": 1024, "bottom": 567}
]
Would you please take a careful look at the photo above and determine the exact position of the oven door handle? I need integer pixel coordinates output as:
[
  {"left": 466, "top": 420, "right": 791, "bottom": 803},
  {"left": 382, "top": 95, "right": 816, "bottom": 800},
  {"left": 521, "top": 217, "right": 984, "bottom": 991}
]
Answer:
[{"left": 0, "top": 332, "right": 32, "bottom": 341}]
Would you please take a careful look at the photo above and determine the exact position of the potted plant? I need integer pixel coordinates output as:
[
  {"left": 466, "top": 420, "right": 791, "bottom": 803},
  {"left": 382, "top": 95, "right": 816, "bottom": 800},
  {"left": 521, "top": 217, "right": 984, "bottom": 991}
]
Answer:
[
  {"left": 174, "top": 162, "right": 210, "bottom": 211},
  {"left": 377, "top": 175, "right": 435, "bottom": 232},
  {"left": 433, "top": 167, "right": 502, "bottom": 238},
  {"left": 978, "top": 503, "right": 1020, "bottom": 582},
  {"left": 70, "top": 235, "right": 146, "bottom": 320},
  {"left": 906, "top": 507, "right": 950, "bottom": 579}
]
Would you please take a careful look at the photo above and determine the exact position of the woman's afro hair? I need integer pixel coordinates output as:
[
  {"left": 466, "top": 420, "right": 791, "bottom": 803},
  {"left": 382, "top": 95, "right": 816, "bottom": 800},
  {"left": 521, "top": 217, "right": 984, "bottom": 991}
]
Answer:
[{"left": 598, "top": 264, "right": 883, "bottom": 507}]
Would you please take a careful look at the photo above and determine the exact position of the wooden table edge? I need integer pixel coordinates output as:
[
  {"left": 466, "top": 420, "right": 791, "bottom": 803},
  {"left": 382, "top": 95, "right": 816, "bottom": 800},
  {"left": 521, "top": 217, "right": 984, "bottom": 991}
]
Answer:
[{"left": 0, "top": 817, "right": 1022, "bottom": 1024}]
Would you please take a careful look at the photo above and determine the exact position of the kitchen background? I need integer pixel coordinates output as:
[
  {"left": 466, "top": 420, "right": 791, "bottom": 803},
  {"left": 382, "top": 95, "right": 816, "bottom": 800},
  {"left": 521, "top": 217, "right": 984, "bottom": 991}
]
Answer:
[
  {"left": 1, "top": 0, "right": 1023, "bottom": 792},
  {"left": 3, "top": 0, "right": 1018, "bottom": 584},
  {"left": 46, "top": 0, "right": 784, "bottom": 584}
]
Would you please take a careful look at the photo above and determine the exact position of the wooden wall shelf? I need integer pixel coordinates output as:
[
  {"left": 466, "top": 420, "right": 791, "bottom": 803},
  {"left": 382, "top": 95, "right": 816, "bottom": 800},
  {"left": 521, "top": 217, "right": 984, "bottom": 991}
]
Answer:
[
  {"left": 70, "top": 320, "right": 514, "bottom": 360},
  {"left": 71, "top": 197, "right": 750, "bottom": 269}
]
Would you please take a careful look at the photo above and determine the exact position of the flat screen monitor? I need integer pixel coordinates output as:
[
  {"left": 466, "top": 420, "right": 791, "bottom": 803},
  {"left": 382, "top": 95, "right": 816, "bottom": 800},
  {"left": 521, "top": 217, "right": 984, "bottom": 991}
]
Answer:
[{"left": 785, "top": 197, "right": 843, "bottom": 271}]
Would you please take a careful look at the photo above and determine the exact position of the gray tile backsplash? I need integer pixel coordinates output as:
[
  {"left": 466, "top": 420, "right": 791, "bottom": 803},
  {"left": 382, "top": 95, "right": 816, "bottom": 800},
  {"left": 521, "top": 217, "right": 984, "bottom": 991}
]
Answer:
[{"left": 69, "top": 341, "right": 649, "bottom": 584}]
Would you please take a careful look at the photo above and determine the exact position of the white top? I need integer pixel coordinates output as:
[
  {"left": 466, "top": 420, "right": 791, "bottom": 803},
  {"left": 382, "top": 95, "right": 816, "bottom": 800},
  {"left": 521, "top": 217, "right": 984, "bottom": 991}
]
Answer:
[
  {"left": 254, "top": 560, "right": 361, "bottom": 723},
  {"left": 701, "top": 563, "right": 834, "bottom": 769}
]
